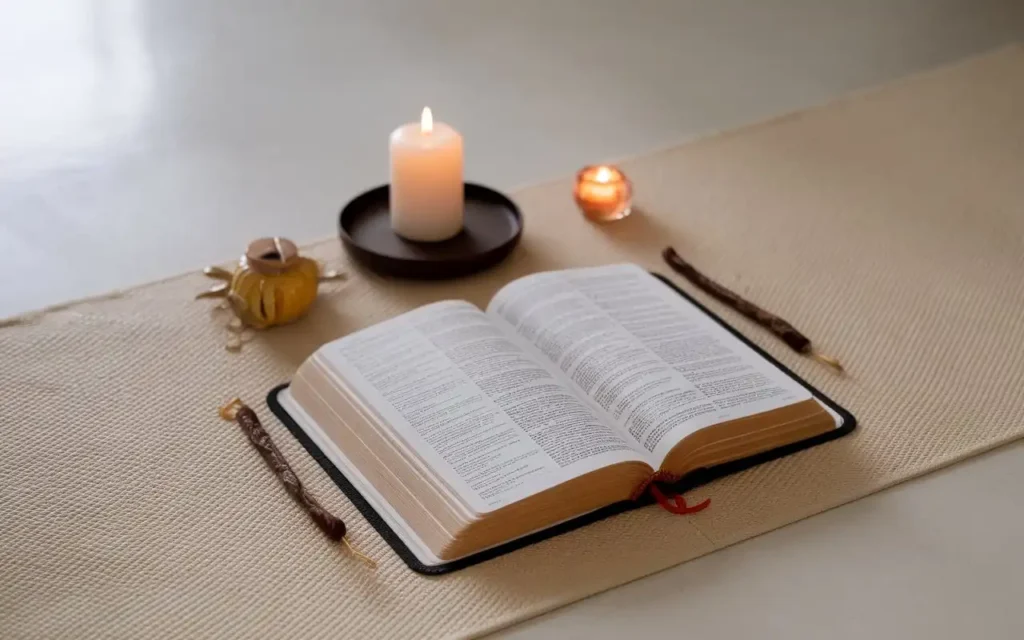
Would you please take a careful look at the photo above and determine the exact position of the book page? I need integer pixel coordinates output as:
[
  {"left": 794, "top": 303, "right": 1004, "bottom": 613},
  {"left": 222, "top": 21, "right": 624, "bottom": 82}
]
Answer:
[
  {"left": 488, "top": 264, "right": 811, "bottom": 464},
  {"left": 316, "top": 301, "right": 647, "bottom": 513}
]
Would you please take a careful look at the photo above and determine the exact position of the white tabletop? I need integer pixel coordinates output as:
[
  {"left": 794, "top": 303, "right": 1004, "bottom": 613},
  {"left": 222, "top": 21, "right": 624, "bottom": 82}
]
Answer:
[{"left": 2, "top": 1, "right": 1023, "bottom": 637}]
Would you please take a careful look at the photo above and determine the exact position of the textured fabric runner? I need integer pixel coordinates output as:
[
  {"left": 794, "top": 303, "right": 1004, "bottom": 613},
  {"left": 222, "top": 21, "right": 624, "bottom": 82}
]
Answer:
[{"left": 3, "top": 46, "right": 1023, "bottom": 639}]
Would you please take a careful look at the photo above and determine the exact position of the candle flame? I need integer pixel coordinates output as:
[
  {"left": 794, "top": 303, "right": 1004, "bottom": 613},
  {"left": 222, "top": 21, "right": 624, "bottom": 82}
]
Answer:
[
  {"left": 421, "top": 106, "right": 433, "bottom": 134},
  {"left": 595, "top": 166, "right": 613, "bottom": 183}
]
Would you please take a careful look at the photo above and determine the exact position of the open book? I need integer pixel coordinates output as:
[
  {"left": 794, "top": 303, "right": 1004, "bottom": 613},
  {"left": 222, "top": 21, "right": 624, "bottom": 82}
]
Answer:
[{"left": 273, "top": 264, "right": 852, "bottom": 570}]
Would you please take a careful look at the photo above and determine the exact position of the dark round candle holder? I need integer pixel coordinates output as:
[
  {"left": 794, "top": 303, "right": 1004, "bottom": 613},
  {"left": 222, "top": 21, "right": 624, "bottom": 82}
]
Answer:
[{"left": 338, "top": 183, "right": 523, "bottom": 280}]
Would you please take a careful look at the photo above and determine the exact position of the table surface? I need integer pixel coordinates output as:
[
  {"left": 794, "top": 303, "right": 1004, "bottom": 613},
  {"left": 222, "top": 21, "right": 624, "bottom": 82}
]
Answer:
[{"left": 2, "top": 1, "right": 1023, "bottom": 637}]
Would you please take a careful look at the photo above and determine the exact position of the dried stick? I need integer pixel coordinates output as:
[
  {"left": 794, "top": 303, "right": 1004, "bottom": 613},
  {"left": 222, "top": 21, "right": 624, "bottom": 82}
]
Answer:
[
  {"left": 662, "top": 247, "right": 843, "bottom": 372},
  {"left": 219, "top": 398, "right": 376, "bottom": 568}
]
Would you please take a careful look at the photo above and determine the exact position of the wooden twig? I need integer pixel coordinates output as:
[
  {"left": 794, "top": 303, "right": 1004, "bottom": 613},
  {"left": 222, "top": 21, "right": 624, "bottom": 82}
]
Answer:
[
  {"left": 662, "top": 247, "right": 843, "bottom": 372},
  {"left": 219, "top": 398, "right": 377, "bottom": 569}
]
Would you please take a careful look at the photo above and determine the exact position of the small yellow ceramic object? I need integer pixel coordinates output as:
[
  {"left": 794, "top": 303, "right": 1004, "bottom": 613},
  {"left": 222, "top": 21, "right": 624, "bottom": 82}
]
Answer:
[{"left": 198, "top": 237, "right": 342, "bottom": 330}]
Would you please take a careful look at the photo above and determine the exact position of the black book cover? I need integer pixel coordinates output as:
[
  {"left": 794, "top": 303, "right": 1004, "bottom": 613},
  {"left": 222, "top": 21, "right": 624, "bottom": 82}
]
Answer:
[{"left": 267, "top": 273, "right": 856, "bottom": 574}]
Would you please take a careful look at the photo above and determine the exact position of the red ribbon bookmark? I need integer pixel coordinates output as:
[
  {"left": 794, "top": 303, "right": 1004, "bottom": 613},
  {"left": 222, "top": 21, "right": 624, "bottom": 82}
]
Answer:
[{"left": 649, "top": 485, "right": 711, "bottom": 515}]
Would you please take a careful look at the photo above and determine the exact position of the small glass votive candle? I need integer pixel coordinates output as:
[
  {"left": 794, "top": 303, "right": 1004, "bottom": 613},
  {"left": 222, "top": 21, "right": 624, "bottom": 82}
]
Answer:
[{"left": 574, "top": 165, "right": 632, "bottom": 222}]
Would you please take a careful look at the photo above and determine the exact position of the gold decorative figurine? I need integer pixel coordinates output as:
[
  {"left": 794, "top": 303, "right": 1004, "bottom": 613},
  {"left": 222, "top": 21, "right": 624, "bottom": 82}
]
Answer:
[{"left": 198, "top": 238, "right": 344, "bottom": 348}]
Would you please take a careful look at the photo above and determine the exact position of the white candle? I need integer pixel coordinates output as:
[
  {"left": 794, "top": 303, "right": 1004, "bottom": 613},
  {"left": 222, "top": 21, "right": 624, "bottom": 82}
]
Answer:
[{"left": 389, "top": 107, "right": 464, "bottom": 242}]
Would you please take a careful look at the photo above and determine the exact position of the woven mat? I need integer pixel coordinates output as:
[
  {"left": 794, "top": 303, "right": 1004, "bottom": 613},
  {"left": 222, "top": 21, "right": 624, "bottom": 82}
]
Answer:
[{"left": 3, "top": 46, "right": 1024, "bottom": 639}]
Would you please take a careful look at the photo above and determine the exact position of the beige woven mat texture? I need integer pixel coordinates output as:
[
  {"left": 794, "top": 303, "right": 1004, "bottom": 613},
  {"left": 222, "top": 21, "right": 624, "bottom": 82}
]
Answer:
[{"left": 2, "top": 46, "right": 1023, "bottom": 639}]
